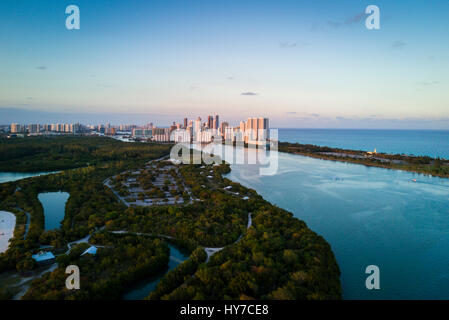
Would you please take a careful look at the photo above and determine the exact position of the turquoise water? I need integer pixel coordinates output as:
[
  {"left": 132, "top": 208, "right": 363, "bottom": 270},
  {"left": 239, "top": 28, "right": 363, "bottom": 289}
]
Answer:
[
  {"left": 0, "top": 172, "right": 56, "bottom": 184},
  {"left": 279, "top": 129, "right": 449, "bottom": 159},
  {"left": 38, "top": 192, "right": 70, "bottom": 231},
  {"left": 211, "top": 145, "right": 449, "bottom": 299},
  {"left": 123, "top": 244, "right": 189, "bottom": 300}
]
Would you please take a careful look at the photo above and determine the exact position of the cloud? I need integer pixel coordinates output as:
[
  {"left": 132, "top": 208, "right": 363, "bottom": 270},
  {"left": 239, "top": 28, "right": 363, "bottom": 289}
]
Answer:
[
  {"left": 279, "top": 41, "right": 311, "bottom": 49},
  {"left": 36, "top": 66, "right": 47, "bottom": 70},
  {"left": 286, "top": 111, "right": 297, "bottom": 114},
  {"left": 327, "top": 21, "right": 343, "bottom": 28},
  {"left": 417, "top": 81, "right": 439, "bottom": 86},
  {"left": 241, "top": 92, "right": 258, "bottom": 96},
  {"left": 391, "top": 41, "right": 406, "bottom": 49},
  {"left": 97, "top": 83, "right": 117, "bottom": 88},
  {"left": 327, "top": 11, "right": 365, "bottom": 28},
  {"left": 227, "top": 76, "right": 234, "bottom": 80},
  {"left": 344, "top": 12, "right": 365, "bottom": 25}
]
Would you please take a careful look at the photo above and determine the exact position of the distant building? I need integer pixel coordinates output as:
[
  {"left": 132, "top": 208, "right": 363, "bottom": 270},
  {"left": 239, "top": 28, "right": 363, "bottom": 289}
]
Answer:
[
  {"left": 220, "top": 122, "right": 229, "bottom": 136},
  {"left": 10, "top": 123, "right": 23, "bottom": 133},
  {"left": 213, "top": 115, "right": 219, "bottom": 130},
  {"left": 28, "top": 124, "right": 40, "bottom": 134},
  {"left": 152, "top": 128, "right": 170, "bottom": 142},
  {"left": 244, "top": 117, "right": 269, "bottom": 144},
  {"left": 171, "top": 128, "right": 191, "bottom": 143},
  {"left": 194, "top": 117, "right": 202, "bottom": 141},
  {"left": 132, "top": 128, "right": 152, "bottom": 138},
  {"left": 207, "top": 115, "right": 213, "bottom": 129},
  {"left": 105, "top": 127, "right": 116, "bottom": 136},
  {"left": 169, "top": 122, "right": 177, "bottom": 133}
]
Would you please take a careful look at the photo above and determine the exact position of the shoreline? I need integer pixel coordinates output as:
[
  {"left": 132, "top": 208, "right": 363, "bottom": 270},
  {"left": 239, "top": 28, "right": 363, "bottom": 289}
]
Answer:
[{"left": 0, "top": 211, "right": 16, "bottom": 254}]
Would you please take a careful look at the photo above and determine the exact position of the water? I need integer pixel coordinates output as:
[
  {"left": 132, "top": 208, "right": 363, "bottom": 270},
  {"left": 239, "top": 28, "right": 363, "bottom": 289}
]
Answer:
[
  {"left": 0, "top": 172, "right": 56, "bottom": 184},
  {"left": 193, "top": 142, "right": 449, "bottom": 299},
  {"left": 279, "top": 129, "right": 449, "bottom": 159},
  {"left": 38, "top": 192, "right": 70, "bottom": 231},
  {"left": 220, "top": 148, "right": 449, "bottom": 299},
  {"left": 123, "top": 244, "right": 189, "bottom": 300}
]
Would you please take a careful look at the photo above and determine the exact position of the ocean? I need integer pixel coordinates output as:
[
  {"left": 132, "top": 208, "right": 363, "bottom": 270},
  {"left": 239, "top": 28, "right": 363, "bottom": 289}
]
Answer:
[{"left": 278, "top": 129, "right": 449, "bottom": 159}]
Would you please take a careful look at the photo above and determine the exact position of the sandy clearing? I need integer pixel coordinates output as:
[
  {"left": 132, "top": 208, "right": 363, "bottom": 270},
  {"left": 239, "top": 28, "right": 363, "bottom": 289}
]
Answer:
[{"left": 0, "top": 211, "right": 16, "bottom": 253}]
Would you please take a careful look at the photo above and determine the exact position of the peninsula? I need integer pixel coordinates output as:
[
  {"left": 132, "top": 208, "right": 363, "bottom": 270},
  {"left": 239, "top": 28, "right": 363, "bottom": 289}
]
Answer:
[{"left": 278, "top": 141, "right": 449, "bottom": 178}]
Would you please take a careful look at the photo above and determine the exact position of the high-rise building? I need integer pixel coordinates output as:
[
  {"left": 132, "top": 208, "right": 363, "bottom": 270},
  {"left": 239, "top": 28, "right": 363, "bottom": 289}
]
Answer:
[
  {"left": 153, "top": 128, "right": 170, "bottom": 142},
  {"left": 132, "top": 128, "right": 152, "bottom": 138},
  {"left": 220, "top": 122, "right": 229, "bottom": 136},
  {"left": 105, "top": 127, "right": 116, "bottom": 136},
  {"left": 183, "top": 118, "right": 188, "bottom": 129},
  {"left": 239, "top": 121, "right": 245, "bottom": 133},
  {"left": 169, "top": 122, "right": 177, "bottom": 133},
  {"left": 214, "top": 115, "right": 219, "bottom": 130},
  {"left": 207, "top": 115, "right": 213, "bottom": 129},
  {"left": 194, "top": 117, "right": 202, "bottom": 141},
  {"left": 244, "top": 117, "right": 269, "bottom": 143},
  {"left": 253, "top": 117, "right": 268, "bottom": 140},
  {"left": 27, "top": 124, "right": 39, "bottom": 133},
  {"left": 10, "top": 123, "right": 22, "bottom": 133},
  {"left": 171, "top": 128, "right": 190, "bottom": 143}
]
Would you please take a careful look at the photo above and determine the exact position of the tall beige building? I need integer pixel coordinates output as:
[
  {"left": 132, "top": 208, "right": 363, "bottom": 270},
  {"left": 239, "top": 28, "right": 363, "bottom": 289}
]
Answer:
[
  {"left": 244, "top": 117, "right": 269, "bottom": 143},
  {"left": 10, "top": 123, "right": 21, "bottom": 133}
]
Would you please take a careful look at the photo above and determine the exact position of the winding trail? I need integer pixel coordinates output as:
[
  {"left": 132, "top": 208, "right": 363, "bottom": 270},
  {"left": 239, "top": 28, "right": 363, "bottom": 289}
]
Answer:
[
  {"left": 107, "top": 212, "right": 252, "bottom": 263},
  {"left": 65, "top": 227, "right": 106, "bottom": 254},
  {"left": 109, "top": 230, "right": 175, "bottom": 240},
  {"left": 104, "top": 178, "right": 130, "bottom": 207},
  {"left": 14, "top": 207, "right": 30, "bottom": 239},
  {"left": 204, "top": 212, "right": 252, "bottom": 262}
]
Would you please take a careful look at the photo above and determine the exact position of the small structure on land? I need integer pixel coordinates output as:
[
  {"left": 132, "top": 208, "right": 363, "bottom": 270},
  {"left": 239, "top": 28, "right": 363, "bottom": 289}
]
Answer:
[
  {"left": 82, "top": 246, "right": 97, "bottom": 256},
  {"left": 32, "top": 251, "right": 55, "bottom": 266}
]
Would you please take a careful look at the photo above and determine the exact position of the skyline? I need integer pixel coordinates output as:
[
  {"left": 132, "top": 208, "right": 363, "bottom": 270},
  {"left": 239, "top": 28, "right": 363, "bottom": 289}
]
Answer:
[
  {"left": 1, "top": 0, "right": 449, "bottom": 129},
  {"left": 3, "top": 107, "right": 449, "bottom": 130}
]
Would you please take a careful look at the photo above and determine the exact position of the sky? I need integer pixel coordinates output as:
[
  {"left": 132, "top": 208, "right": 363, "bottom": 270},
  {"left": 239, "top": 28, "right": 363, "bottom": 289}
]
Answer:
[{"left": 0, "top": 0, "right": 449, "bottom": 128}]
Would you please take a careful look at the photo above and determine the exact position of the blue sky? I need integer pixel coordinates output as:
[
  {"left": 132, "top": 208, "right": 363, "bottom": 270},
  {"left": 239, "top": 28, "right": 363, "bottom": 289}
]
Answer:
[{"left": 1, "top": 0, "right": 448, "bottom": 128}]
